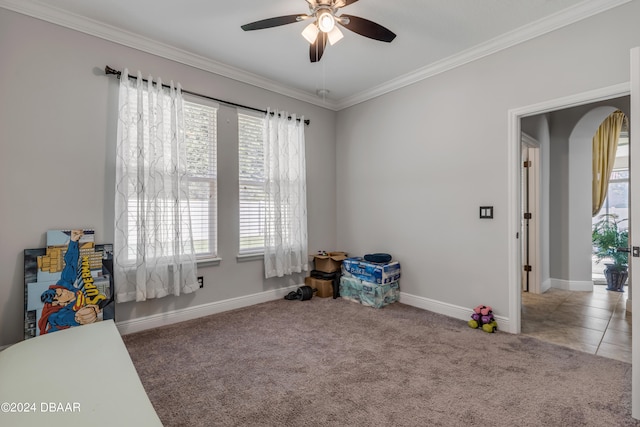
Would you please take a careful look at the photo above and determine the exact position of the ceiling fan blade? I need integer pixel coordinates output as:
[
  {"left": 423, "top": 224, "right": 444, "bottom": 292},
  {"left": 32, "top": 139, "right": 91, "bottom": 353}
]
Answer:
[
  {"left": 241, "top": 14, "right": 303, "bottom": 31},
  {"left": 310, "top": 31, "right": 328, "bottom": 63},
  {"left": 334, "top": 0, "right": 359, "bottom": 8},
  {"left": 338, "top": 14, "right": 396, "bottom": 42}
]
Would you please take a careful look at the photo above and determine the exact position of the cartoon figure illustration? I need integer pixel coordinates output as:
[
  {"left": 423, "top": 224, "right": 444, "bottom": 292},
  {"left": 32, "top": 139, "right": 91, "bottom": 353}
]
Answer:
[{"left": 38, "top": 230, "right": 103, "bottom": 334}]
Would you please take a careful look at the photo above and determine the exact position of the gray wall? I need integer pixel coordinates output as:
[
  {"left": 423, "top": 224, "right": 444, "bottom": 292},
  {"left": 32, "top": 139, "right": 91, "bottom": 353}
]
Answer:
[
  {"left": 335, "top": 1, "right": 640, "bottom": 319},
  {"left": 0, "top": 8, "right": 337, "bottom": 347}
]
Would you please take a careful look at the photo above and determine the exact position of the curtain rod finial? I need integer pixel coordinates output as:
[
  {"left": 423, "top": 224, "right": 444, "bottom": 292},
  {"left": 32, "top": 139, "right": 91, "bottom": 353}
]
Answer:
[{"left": 105, "top": 66, "right": 120, "bottom": 76}]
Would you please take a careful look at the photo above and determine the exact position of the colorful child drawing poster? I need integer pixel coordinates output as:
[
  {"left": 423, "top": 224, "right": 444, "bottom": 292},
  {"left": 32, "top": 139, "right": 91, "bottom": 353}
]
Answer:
[{"left": 24, "top": 229, "right": 114, "bottom": 340}]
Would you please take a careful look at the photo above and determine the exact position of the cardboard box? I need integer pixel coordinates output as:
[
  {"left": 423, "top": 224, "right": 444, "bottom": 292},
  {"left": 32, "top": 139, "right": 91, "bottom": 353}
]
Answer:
[
  {"left": 313, "top": 251, "right": 347, "bottom": 273},
  {"left": 339, "top": 276, "right": 399, "bottom": 308},
  {"left": 342, "top": 258, "right": 401, "bottom": 284},
  {"left": 304, "top": 276, "right": 333, "bottom": 298}
]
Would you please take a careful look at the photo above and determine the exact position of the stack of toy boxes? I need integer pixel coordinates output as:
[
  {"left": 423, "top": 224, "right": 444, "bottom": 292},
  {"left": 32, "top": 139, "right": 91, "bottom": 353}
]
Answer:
[{"left": 340, "top": 257, "right": 401, "bottom": 308}]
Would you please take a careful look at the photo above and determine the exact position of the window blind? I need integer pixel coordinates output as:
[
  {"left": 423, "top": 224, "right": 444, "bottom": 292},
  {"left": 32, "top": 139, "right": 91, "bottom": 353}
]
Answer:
[
  {"left": 184, "top": 100, "right": 218, "bottom": 258},
  {"left": 238, "top": 111, "right": 266, "bottom": 254}
]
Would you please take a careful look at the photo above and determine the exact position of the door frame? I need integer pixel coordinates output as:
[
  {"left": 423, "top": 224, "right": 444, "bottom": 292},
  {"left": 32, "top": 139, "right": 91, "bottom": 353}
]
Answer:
[
  {"left": 630, "top": 45, "right": 639, "bottom": 420},
  {"left": 507, "top": 82, "right": 630, "bottom": 335}
]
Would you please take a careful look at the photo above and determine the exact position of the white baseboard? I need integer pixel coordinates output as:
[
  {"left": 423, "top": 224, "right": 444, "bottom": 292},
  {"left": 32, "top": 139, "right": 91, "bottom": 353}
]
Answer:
[
  {"left": 2, "top": 285, "right": 299, "bottom": 349},
  {"left": 550, "top": 278, "right": 594, "bottom": 291},
  {"left": 2, "top": 288, "right": 514, "bottom": 349},
  {"left": 541, "top": 278, "right": 552, "bottom": 293},
  {"left": 116, "top": 284, "right": 299, "bottom": 335},
  {"left": 399, "top": 292, "right": 513, "bottom": 333}
]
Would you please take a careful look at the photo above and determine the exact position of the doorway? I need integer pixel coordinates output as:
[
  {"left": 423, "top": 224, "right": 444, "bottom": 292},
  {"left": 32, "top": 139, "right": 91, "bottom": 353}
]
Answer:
[
  {"left": 507, "top": 83, "right": 631, "bottom": 335},
  {"left": 513, "top": 92, "right": 632, "bottom": 363}
]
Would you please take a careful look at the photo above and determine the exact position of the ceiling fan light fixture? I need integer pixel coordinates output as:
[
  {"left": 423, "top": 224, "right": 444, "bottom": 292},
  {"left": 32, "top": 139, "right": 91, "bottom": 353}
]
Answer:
[
  {"left": 327, "top": 26, "right": 343, "bottom": 45},
  {"left": 337, "top": 16, "right": 350, "bottom": 26},
  {"left": 301, "top": 22, "right": 319, "bottom": 44},
  {"left": 317, "top": 11, "right": 335, "bottom": 33}
]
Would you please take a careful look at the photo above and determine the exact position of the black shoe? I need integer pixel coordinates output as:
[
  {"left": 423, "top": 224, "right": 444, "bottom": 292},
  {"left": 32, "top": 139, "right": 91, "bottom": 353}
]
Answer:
[{"left": 284, "top": 291, "right": 299, "bottom": 300}]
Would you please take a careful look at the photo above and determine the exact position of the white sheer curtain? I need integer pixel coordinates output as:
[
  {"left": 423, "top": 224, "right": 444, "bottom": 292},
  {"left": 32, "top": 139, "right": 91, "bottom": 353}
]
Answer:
[
  {"left": 263, "top": 109, "right": 309, "bottom": 278},
  {"left": 114, "top": 69, "right": 199, "bottom": 302}
]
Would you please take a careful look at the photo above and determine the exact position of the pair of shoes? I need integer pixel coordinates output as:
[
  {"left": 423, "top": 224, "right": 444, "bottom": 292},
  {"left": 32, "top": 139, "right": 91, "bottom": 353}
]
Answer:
[{"left": 284, "top": 291, "right": 299, "bottom": 300}]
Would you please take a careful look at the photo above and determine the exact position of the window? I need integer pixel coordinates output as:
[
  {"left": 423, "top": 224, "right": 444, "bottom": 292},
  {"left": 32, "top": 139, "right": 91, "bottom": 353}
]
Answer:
[
  {"left": 184, "top": 98, "right": 218, "bottom": 259},
  {"left": 120, "top": 97, "right": 218, "bottom": 261},
  {"left": 238, "top": 110, "right": 266, "bottom": 254},
  {"left": 592, "top": 132, "right": 629, "bottom": 228},
  {"left": 592, "top": 132, "right": 628, "bottom": 281}
]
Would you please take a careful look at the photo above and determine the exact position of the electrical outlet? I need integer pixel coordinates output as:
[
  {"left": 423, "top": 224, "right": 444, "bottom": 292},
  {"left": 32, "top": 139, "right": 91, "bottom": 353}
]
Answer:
[{"left": 198, "top": 276, "right": 204, "bottom": 288}]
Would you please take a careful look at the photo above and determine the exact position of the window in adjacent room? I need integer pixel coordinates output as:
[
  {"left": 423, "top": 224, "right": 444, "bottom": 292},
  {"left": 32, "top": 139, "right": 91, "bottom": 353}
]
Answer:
[
  {"left": 592, "top": 131, "right": 628, "bottom": 281},
  {"left": 184, "top": 97, "right": 218, "bottom": 259},
  {"left": 592, "top": 131, "right": 629, "bottom": 226},
  {"left": 238, "top": 110, "right": 266, "bottom": 255}
]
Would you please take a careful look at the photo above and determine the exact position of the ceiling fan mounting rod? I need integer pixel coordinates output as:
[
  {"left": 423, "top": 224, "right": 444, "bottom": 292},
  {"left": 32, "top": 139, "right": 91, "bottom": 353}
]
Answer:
[{"left": 314, "top": 4, "right": 336, "bottom": 12}]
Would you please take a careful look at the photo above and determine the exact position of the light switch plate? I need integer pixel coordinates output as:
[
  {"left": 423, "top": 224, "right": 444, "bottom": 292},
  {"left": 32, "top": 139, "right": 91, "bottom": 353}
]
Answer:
[{"left": 479, "top": 206, "right": 493, "bottom": 219}]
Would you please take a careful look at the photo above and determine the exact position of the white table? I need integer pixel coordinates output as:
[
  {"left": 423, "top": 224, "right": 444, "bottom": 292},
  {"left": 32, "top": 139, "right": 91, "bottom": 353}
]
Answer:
[{"left": 0, "top": 320, "right": 162, "bottom": 426}]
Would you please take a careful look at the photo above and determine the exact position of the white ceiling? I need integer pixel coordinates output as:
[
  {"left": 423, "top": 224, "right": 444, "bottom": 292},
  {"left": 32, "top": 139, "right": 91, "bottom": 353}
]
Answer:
[{"left": 0, "top": 0, "right": 629, "bottom": 110}]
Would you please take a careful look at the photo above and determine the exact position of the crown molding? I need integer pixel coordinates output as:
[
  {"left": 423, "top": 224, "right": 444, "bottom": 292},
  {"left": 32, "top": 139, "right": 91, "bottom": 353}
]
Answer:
[
  {"left": 0, "top": 0, "right": 340, "bottom": 110},
  {"left": 334, "top": 0, "right": 631, "bottom": 110},
  {"left": 0, "top": 0, "right": 629, "bottom": 112}
]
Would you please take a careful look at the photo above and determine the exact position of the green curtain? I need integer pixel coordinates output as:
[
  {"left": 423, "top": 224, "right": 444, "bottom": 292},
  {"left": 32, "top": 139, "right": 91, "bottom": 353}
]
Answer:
[{"left": 592, "top": 110, "right": 627, "bottom": 216}]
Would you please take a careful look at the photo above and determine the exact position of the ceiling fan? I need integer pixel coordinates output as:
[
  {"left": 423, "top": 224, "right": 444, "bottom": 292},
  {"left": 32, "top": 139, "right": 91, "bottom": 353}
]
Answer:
[{"left": 241, "top": 0, "right": 396, "bottom": 63}]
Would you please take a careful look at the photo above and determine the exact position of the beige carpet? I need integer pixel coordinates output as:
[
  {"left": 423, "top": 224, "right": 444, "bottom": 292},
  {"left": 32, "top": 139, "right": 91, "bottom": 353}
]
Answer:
[{"left": 123, "top": 297, "right": 640, "bottom": 426}]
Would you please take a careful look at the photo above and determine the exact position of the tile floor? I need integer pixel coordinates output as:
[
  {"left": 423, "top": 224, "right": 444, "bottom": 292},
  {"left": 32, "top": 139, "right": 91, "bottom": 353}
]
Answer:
[{"left": 521, "top": 285, "right": 632, "bottom": 363}]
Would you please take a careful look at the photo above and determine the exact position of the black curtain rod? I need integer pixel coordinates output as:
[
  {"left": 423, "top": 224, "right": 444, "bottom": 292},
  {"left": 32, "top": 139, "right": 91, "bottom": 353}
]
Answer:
[{"left": 104, "top": 66, "right": 309, "bottom": 126}]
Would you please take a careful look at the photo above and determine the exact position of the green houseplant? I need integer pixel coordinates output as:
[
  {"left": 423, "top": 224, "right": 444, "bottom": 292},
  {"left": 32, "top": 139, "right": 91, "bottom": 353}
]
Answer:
[{"left": 592, "top": 213, "right": 629, "bottom": 292}]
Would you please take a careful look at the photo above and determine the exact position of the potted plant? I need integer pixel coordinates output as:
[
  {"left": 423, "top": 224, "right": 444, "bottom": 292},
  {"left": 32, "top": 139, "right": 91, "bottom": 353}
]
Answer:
[{"left": 592, "top": 213, "right": 629, "bottom": 292}]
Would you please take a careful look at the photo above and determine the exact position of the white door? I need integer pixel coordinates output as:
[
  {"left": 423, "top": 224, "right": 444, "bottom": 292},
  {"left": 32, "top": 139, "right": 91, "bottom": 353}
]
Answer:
[
  {"left": 521, "top": 135, "right": 541, "bottom": 294},
  {"left": 629, "top": 46, "right": 639, "bottom": 420}
]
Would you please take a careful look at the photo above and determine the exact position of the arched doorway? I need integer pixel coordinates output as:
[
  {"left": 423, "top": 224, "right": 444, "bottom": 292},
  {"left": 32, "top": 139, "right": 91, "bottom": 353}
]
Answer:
[{"left": 567, "top": 106, "right": 623, "bottom": 291}]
